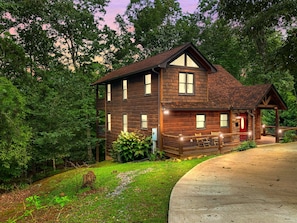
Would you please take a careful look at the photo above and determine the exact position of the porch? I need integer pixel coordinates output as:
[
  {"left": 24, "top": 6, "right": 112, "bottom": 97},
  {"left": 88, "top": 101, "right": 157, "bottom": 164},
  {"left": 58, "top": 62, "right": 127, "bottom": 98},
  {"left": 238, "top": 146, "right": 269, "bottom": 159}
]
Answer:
[
  {"left": 162, "top": 132, "right": 250, "bottom": 158},
  {"left": 161, "top": 132, "right": 282, "bottom": 158},
  {"left": 162, "top": 126, "right": 297, "bottom": 158}
]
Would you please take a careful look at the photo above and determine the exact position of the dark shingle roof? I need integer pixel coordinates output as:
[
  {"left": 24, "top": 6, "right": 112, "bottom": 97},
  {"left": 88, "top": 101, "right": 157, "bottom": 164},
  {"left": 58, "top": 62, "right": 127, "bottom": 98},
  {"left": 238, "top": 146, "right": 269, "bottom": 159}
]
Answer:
[
  {"left": 92, "top": 43, "right": 287, "bottom": 110},
  {"left": 91, "top": 43, "right": 217, "bottom": 85},
  {"left": 163, "top": 65, "right": 287, "bottom": 110}
]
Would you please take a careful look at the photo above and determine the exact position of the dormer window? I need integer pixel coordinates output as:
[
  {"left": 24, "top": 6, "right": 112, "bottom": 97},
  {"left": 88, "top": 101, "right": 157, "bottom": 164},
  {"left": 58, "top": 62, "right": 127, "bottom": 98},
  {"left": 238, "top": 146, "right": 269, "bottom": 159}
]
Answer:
[
  {"left": 170, "top": 54, "right": 199, "bottom": 68},
  {"left": 179, "top": 72, "right": 194, "bottom": 94}
]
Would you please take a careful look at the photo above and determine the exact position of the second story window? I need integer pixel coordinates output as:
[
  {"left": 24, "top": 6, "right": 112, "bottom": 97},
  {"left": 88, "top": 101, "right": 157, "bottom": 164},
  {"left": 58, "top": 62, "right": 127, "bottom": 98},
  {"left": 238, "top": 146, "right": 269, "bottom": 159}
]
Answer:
[
  {"left": 179, "top": 72, "right": 194, "bottom": 94},
  {"left": 123, "top": 114, "right": 128, "bottom": 132},
  {"left": 145, "top": 74, "right": 151, "bottom": 95},
  {"left": 123, "top": 80, "right": 127, "bottom": 100},
  {"left": 107, "top": 83, "right": 111, "bottom": 101}
]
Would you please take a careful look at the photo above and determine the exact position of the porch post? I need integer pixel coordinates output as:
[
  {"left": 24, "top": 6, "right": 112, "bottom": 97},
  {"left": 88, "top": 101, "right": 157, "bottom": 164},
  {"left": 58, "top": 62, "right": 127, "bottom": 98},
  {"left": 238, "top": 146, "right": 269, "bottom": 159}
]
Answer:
[{"left": 275, "top": 107, "right": 280, "bottom": 143}]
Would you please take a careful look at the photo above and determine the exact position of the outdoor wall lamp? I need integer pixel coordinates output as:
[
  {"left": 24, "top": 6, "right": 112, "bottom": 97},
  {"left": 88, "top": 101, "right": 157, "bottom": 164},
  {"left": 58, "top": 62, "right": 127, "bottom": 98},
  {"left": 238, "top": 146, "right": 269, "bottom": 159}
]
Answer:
[{"left": 163, "top": 108, "right": 169, "bottom": 115}]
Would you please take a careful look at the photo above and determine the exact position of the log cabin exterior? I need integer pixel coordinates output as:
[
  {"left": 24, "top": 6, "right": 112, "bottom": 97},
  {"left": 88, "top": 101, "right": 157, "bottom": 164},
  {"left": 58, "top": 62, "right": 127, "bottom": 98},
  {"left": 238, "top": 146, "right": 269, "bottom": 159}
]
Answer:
[{"left": 91, "top": 43, "right": 287, "bottom": 159}]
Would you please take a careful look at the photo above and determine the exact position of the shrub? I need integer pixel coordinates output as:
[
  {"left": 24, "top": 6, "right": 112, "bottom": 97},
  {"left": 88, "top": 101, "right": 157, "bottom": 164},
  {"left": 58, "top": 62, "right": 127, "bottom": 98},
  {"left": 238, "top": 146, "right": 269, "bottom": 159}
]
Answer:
[
  {"left": 282, "top": 130, "right": 297, "bottom": 143},
  {"left": 112, "top": 131, "right": 152, "bottom": 163},
  {"left": 236, "top": 140, "right": 257, "bottom": 151}
]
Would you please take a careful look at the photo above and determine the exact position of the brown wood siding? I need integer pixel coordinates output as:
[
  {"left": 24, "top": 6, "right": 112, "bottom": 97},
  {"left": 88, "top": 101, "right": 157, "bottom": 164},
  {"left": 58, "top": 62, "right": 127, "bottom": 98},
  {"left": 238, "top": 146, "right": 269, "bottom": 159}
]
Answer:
[
  {"left": 162, "top": 66, "right": 208, "bottom": 103},
  {"left": 163, "top": 111, "right": 231, "bottom": 136},
  {"left": 105, "top": 72, "right": 159, "bottom": 155}
]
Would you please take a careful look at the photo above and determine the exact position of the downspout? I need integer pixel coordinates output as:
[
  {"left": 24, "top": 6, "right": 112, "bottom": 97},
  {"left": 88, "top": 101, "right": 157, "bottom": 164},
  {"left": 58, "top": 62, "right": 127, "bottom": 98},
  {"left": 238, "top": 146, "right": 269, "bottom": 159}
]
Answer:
[
  {"left": 247, "top": 110, "right": 255, "bottom": 141},
  {"left": 152, "top": 67, "right": 161, "bottom": 150}
]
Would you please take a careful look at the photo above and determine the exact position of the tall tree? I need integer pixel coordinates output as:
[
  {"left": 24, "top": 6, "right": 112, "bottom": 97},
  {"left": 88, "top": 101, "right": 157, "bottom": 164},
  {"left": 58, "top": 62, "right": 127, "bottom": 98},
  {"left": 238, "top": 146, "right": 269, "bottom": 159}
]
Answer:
[{"left": 0, "top": 77, "right": 31, "bottom": 183}]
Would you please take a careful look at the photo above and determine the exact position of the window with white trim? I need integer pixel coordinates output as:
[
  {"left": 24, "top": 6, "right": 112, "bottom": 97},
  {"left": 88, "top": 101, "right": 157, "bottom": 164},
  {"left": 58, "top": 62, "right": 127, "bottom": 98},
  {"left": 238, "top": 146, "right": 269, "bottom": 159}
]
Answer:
[
  {"left": 170, "top": 54, "right": 199, "bottom": 68},
  {"left": 107, "top": 84, "right": 111, "bottom": 101},
  {"left": 123, "top": 114, "right": 128, "bottom": 132},
  {"left": 123, "top": 80, "right": 127, "bottom": 100},
  {"left": 220, "top": 113, "right": 229, "bottom": 127},
  {"left": 145, "top": 74, "right": 151, "bottom": 95},
  {"left": 107, "top": 113, "right": 111, "bottom": 131},
  {"left": 141, "top": 114, "right": 148, "bottom": 129},
  {"left": 179, "top": 72, "right": 194, "bottom": 94},
  {"left": 196, "top": 114, "right": 206, "bottom": 129}
]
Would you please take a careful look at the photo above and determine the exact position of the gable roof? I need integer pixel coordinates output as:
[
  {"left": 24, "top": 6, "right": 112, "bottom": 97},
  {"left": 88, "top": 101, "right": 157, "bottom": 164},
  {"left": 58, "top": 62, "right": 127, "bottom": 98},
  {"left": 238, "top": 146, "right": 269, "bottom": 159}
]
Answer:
[
  {"left": 91, "top": 42, "right": 217, "bottom": 85},
  {"left": 162, "top": 65, "right": 287, "bottom": 111}
]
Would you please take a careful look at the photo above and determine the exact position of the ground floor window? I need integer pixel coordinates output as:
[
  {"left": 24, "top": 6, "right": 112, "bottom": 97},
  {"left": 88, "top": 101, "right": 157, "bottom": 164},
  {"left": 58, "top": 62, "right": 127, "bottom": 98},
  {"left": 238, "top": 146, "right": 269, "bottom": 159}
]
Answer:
[
  {"left": 220, "top": 113, "right": 229, "bottom": 127},
  {"left": 123, "top": 114, "right": 128, "bottom": 132},
  {"left": 141, "top": 114, "right": 148, "bottom": 129},
  {"left": 107, "top": 113, "right": 111, "bottom": 131},
  {"left": 196, "top": 114, "right": 206, "bottom": 129}
]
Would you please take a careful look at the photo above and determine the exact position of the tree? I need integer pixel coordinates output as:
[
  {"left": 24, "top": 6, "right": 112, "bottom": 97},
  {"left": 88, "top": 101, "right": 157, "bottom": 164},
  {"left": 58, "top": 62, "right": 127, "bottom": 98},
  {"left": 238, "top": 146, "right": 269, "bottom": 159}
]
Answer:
[{"left": 0, "top": 77, "right": 31, "bottom": 183}]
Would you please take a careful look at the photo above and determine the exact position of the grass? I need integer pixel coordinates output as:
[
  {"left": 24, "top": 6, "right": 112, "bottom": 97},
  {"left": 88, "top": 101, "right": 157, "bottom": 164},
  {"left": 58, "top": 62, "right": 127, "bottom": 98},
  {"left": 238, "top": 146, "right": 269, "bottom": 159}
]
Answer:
[{"left": 1, "top": 156, "right": 215, "bottom": 223}]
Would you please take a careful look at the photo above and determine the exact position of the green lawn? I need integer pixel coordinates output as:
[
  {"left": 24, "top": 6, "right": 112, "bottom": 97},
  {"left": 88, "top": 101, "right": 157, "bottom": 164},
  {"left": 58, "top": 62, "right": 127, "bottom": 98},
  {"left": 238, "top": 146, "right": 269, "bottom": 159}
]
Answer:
[{"left": 2, "top": 156, "right": 215, "bottom": 223}]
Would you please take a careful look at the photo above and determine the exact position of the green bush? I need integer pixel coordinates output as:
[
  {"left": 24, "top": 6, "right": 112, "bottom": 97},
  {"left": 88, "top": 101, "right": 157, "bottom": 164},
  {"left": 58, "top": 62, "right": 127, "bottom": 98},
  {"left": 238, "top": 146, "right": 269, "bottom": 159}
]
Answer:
[
  {"left": 236, "top": 140, "right": 257, "bottom": 151},
  {"left": 282, "top": 130, "right": 297, "bottom": 143},
  {"left": 112, "top": 131, "right": 152, "bottom": 163}
]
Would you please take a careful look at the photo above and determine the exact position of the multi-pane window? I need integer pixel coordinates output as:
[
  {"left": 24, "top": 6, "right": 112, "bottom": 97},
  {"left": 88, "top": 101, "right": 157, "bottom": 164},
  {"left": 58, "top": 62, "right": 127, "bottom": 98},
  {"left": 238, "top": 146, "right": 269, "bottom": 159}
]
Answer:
[
  {"left": 107, "top": 84, "right": 111, "bottom": 101},
  {"left": 220, "top": 113, "right": 229, "bottom": 127},
  {"left": 123, "top": 80, "right": 127, "bottom": 100},
  {"left": 196, "top": 114, "right": 206, "bottom": 129},
  {"left": 145, "top": 74, "right": 151, "bottom": 95},
  {"left": 179, "top": 72, "right": 194, "bottom": 94},
  {"left": 123, "top": 114, "right": 128, "bottom": 132},
  {"left": 141, "top": 114, "right": 148, "bottom": 129},
  {"left": 107, "top": 113, "right": 111, "bottom": 131}
]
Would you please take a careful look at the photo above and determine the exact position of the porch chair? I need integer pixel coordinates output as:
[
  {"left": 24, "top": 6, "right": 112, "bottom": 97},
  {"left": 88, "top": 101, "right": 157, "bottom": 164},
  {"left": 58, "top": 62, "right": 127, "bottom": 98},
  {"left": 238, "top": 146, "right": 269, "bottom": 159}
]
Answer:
[
  {"left": 195, "top": 133, "right": 210, "bottom": 147},
  {"left": 211, "top": 131, "right": 220, "bottom": 146}
]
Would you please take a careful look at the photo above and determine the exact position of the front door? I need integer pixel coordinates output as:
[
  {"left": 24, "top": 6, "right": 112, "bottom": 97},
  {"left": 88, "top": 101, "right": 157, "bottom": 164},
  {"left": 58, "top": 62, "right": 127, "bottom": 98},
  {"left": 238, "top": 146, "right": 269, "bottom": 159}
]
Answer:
[{"left": 239, "top": 113, "right": 248, "bottom": 141}]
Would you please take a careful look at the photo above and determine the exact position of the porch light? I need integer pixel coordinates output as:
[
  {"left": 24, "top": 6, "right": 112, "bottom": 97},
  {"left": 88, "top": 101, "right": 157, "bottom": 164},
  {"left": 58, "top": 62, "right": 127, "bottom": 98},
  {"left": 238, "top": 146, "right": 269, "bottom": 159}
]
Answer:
[
  {"left": 248, "top": 131, "right": 252, "bottom": 136},
  {"left": 219, "top": 133, "right": 224, "bottom": 138},
  {"left": 179, "top": 134, "right": 184, "bottom": 141},
  {"left": 262, "top": 124, "right": 266, "bottom": 128},
  {"left": 163, "top": 108, "right": 169, "bottom": 115},
  {"left": 278, "top": 129, "right": 282, "bottom": 134}
]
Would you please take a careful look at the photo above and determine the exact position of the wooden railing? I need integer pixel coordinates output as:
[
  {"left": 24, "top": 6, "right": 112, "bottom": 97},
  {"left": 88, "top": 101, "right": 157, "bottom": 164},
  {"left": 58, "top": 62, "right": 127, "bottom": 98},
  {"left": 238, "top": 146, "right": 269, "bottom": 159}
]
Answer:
[
  {"left": 162, "top": 132, "right": 252, "bottom": 157},
  {"left": 262, "top": 126, "right": 297, "bottom": 137}
]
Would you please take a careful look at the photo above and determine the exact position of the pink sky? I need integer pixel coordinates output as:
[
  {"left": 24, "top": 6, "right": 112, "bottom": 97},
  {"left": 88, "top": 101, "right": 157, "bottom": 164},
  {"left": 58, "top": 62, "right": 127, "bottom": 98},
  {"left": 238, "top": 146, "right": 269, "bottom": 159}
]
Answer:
[{"left": 103, "top": 0, "right": 197, "bottom": 29}]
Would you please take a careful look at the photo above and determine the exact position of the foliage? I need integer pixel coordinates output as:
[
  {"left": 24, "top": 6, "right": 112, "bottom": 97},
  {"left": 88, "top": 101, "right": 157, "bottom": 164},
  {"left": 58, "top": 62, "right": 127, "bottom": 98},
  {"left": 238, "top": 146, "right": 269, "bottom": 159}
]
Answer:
[
  {"left": 1, "top": 157, "right": 214, "bottom": 222},
  {"left": 112, "top": 131, "right": 152, "bottom": 163},
  {"left": 235, "top": 140, "right": 257, "bottom": 152},
  {"left": 148, "top": 150, "right": 166, "bottom": 161},
  {"left": 282, "top": 130, "right": 297, "bottom": 143},
  {"left": 0, "top": 77, "right": 31, "bottom": 183}
]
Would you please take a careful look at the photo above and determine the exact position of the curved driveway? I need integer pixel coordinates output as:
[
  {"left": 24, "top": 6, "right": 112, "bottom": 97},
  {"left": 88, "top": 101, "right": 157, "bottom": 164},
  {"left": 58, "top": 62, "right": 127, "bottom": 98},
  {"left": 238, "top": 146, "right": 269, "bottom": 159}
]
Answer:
[{"left": 168, "top": 142, "right": 297, "bottom": 223}]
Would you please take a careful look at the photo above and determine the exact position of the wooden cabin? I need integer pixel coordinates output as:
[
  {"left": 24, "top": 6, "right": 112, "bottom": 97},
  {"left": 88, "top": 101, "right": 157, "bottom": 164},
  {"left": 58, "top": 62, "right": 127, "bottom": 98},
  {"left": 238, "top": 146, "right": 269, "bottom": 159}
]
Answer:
[{"left": 91, "top": 43, "right": 287, "bottom": 159}]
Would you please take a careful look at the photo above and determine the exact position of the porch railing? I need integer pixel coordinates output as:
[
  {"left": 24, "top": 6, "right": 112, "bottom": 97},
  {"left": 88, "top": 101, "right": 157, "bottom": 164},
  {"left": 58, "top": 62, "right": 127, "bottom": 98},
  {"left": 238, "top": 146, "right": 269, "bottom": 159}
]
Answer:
[
  {"left": 162, "top": 132, "right": 252, "bottom": 157},
  {"left": 262, "top": 126, "right": 297, "bottom": 137}
]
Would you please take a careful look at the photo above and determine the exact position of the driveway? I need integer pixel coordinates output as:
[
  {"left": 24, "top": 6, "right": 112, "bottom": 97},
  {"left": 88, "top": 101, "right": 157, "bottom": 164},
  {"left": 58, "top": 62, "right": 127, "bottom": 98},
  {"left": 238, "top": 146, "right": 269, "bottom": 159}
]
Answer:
[{"left": 168, "top": 142, "right": 297, "bottom": 223}]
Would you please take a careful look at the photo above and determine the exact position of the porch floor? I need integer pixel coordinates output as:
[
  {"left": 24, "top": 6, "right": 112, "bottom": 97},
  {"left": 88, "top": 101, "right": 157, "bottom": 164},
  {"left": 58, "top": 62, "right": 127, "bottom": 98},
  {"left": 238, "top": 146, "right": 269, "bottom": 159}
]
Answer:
[{"left": 256, "top": 135, "right": 276, "bottom": 145}]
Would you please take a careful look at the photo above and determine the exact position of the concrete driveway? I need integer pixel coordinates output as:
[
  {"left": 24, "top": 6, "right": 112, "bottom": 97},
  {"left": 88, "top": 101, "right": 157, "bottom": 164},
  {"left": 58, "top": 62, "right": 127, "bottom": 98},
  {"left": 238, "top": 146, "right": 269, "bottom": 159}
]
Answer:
[{"left": 168, "top": 142, "right": 297, "bottom": 223}]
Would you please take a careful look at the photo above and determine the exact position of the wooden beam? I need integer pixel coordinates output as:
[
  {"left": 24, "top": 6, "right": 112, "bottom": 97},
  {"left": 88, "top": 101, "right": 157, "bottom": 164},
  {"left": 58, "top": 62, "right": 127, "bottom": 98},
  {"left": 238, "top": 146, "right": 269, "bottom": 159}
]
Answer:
[{"left": 262, "top": 95, "right": 271, "bottom": 106}]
